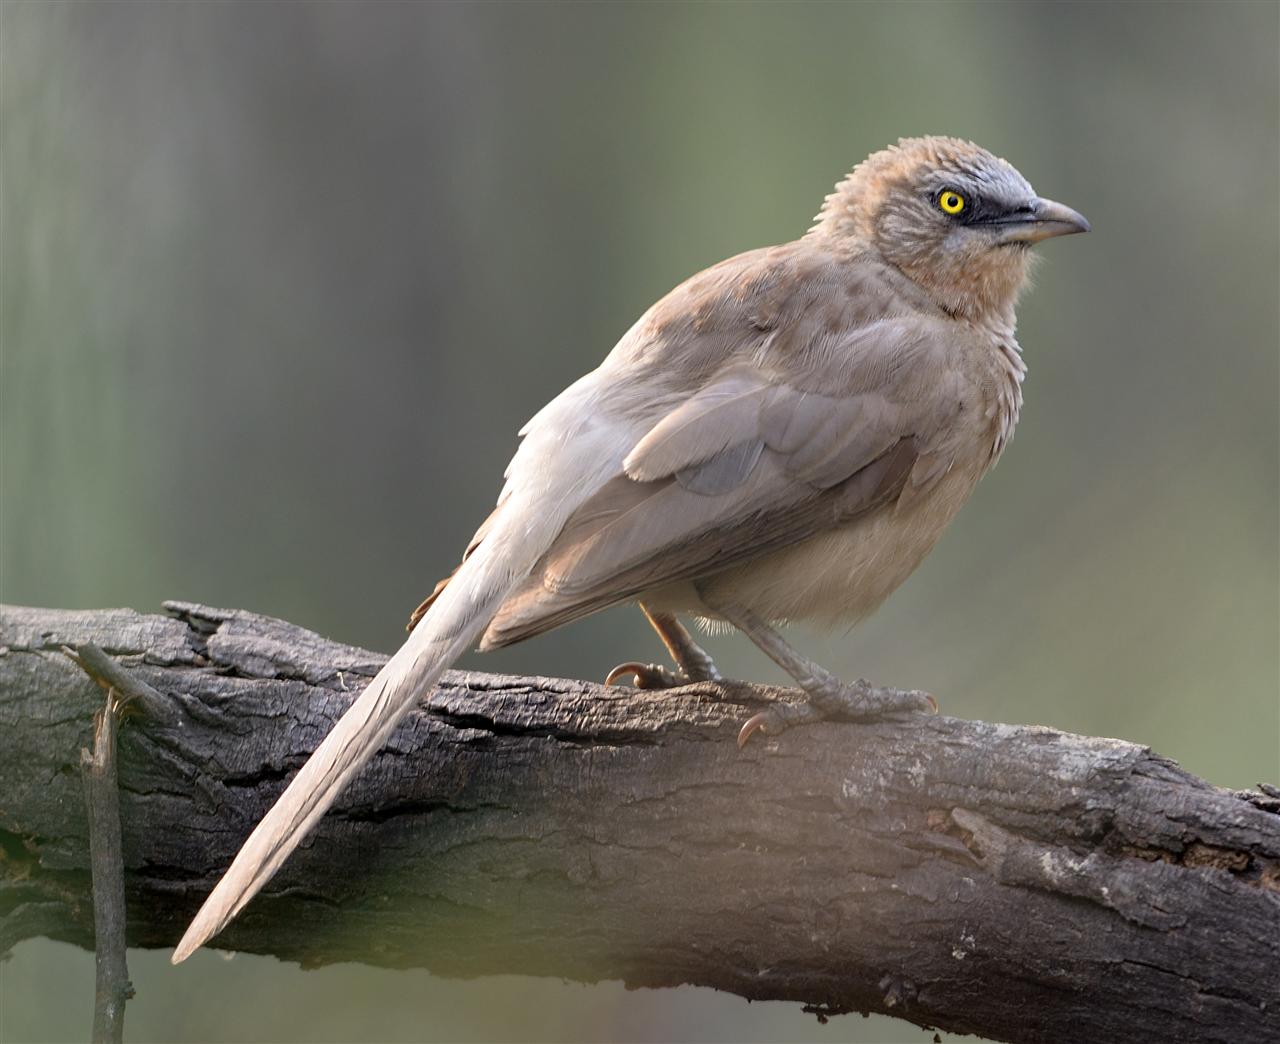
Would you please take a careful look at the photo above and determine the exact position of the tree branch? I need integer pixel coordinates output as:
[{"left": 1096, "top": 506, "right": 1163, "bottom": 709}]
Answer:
[{"left": 1, "top": 602, "right": 1277, "bottom": 1044}]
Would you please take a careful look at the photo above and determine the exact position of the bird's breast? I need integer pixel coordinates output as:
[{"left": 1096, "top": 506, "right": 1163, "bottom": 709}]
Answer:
[{"left": 698, "top": 447, "right": 991, "bottom": 626}]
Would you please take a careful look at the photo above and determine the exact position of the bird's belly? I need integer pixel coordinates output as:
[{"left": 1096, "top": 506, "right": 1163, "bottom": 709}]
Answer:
[{"left": 696, "top": 460, "right": 986, "bottom": 626}]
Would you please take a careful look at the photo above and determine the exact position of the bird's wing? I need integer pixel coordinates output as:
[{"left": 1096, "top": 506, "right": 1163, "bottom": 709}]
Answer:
[{"left": 481, "top": 316, "right": 970, "bottom": 647}]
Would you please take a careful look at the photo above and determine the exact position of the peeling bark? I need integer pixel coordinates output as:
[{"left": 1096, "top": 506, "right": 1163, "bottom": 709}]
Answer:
[{"left": 1, "top": 602, "right": 1277, "bottom": 1044}]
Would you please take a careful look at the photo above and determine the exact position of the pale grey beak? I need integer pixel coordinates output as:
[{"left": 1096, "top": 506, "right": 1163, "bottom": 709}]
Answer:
[{"left": 996, "top": 197, "right": 1092, "bottom": 244}]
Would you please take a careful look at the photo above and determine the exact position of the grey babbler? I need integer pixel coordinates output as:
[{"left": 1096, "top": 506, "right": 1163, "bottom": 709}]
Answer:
[{"left": 173, "top": 136, "right": 1089, "bottom": 963}]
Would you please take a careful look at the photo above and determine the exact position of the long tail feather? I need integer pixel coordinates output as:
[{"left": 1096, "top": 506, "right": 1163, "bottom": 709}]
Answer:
[
  {"left": 172, "top": 368, "right": 623, "bottom": 963},
  {"left": 171, "top": 523, "right": 533, "bottom": 964}
]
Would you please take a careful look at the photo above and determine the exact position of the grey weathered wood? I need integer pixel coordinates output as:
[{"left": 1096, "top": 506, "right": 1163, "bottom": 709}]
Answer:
[{"left": 1, "top": 602, "right": 1277, "bottom": 1044}]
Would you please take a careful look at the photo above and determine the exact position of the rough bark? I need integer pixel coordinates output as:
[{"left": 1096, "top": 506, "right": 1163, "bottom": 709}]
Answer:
[{"left": 1, "top": 602, "right": 1277, "bottom": 1044}]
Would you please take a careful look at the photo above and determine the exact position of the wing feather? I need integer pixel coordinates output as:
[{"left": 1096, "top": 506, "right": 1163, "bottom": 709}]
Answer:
[
  {"left": 623, "top": 370, "right": 773, "bottom": 482},
  {"left": 483, "top": 438, "right": 918, "bottom": 646},
  {"left": 481, "top": 337, "right": 952, "bottom": 647}
]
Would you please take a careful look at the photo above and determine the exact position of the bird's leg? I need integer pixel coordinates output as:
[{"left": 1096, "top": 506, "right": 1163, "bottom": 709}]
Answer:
[
  {"left": 606, "top": 604, "right": 723, "bottom": 689},
  {"left": 697, "top": 592, "right": 936, "bottom": 747}
]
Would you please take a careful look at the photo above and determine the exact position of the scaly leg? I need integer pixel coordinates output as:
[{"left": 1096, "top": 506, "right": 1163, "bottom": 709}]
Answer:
[
  {"left": 605, "top": 604, "right": 722, "bottom": 689},
  {"left": 697, "top": 591, "right": 936, "bottom": 747}
]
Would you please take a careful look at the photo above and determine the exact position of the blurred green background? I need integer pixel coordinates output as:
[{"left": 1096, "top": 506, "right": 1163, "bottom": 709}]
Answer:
[{"left": 1, "top": 2, "right": 1276, "bottom": 1042}]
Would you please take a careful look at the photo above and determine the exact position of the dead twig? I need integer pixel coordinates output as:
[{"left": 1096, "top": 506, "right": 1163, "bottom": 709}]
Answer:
[{"left": 70, "top": 645, "right": 136, "bottom": 1044}]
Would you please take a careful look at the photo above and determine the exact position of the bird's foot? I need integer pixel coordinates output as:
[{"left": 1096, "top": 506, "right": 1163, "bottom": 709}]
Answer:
[
  {"left": 605, "top": 656, "right": 722, "bottom": 690},
  {"left": 605, "top": 661, "right": 691, "bottom": 689},
  {"left": 737, "top": 679, "right": 937, "bottom": 748}
]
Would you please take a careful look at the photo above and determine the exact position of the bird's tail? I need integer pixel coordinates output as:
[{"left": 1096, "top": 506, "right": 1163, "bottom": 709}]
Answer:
[{"left": 170, "top": 509, "right": 543, "bottom": 964}]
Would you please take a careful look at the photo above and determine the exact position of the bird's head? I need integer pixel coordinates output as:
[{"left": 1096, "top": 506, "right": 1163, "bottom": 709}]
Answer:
[{"left": 812, "top": 136, "right": 1089, "bottom": 325}]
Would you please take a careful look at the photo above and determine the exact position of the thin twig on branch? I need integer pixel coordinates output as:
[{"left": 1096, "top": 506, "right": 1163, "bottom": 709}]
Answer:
[
  {"left": 1, "top": 602, "right": 1277, "bottom": 1044},
  {"left": 70, "top": 647, "right": 135, "bottom": 1044}
]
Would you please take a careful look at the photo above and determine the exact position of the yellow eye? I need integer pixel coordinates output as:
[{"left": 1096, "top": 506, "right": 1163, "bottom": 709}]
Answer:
[{"left": 938, "top": 190, "right": 966, "bottom": 215}]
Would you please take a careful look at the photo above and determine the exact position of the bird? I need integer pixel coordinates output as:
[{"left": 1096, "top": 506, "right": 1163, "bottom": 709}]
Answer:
[{"left": 171, "top": 135, "right": 1088, "bottom": 963}]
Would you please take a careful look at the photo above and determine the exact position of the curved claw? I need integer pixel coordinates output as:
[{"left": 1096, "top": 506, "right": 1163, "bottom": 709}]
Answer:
[
  {"left": 736, "top": 701, "right": 824, "bottom": 748},
  {"left": 605, "top": 661, "right": 685, "bottom": 689},
  {"left": 737, "top": 712, "right": 773, "bottom": 749},
  {"left": 605, "top": 661, "right": 650, "bottom": 687}
]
